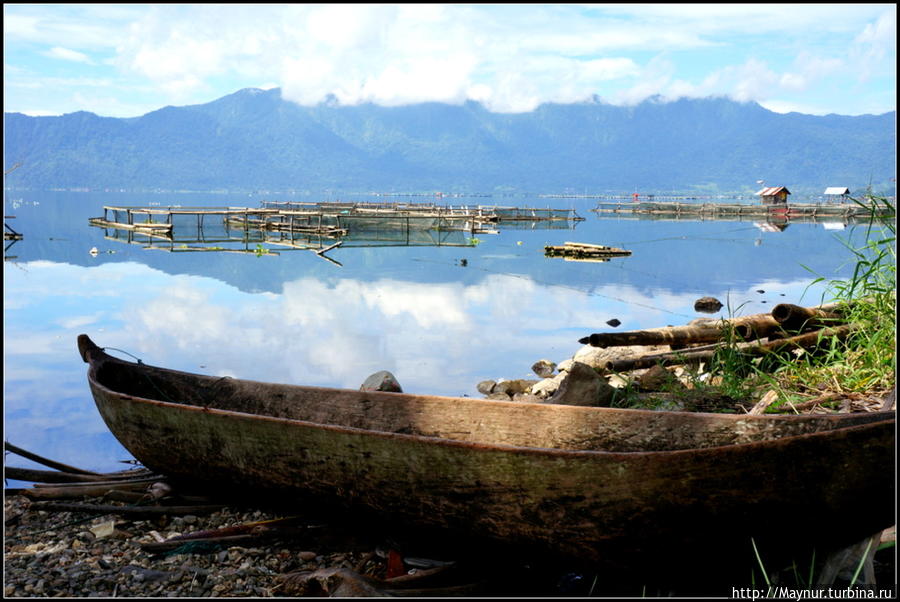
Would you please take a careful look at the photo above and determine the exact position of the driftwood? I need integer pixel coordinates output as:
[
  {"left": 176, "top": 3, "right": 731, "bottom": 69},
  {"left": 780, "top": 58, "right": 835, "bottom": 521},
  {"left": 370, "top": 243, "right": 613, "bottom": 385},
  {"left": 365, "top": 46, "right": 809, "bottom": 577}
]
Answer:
[
  {"left": 31, "top": 475, "right": 161, "bottom": 489},
  {"left": 20, "top": 478, "right": 164, "bottom": 500},
  {"left": 581, "top": 324, "right": 731, "bottom": 348},
  {"left": 581, "top": 302, "right": 851, "bottom": 349},
  {"left": 606, "top": 324, "right": 859, "bottom": 372},
  {"left": 4, "top": 467, "right": 148, "bottom": 484},
  {"left": 4, "top": 442, "right": 104, "bottom": 475},
  {"left": 28, "top": 501, "right": 227, "bottom": 516},
  {"left": 580, "top": 313, "right": 788, "bottom": 348},
  {"left": 141, "top": 516, "right": 320, "bottom": 553}
]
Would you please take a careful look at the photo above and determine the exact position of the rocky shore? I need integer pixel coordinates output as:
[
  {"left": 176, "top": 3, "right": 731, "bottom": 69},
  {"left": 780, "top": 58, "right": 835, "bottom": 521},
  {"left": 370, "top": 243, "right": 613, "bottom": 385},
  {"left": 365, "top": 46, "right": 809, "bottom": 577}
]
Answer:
[
  {"left": 5, "top": 495, "right": 325, "bottom": 598},
  {"left": 474, "top": 341, "right": 750, "bottom": 413},
  {"left": 3, "top": 491, "right": 590, "bottom": 597}
]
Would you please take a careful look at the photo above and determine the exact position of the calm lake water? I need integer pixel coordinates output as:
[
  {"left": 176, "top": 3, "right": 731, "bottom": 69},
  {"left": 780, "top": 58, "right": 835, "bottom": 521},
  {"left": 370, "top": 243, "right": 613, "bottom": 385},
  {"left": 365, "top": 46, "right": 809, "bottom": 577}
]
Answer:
[{"left": 3, "top": 190, "right": 873, "bottom": 479}]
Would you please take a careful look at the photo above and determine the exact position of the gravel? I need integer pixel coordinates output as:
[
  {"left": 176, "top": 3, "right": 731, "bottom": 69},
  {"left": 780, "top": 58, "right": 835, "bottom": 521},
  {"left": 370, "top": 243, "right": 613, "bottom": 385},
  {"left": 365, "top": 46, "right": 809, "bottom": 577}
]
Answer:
[{"left": 3, "top": 495, "right": 382, "bottom": 598}]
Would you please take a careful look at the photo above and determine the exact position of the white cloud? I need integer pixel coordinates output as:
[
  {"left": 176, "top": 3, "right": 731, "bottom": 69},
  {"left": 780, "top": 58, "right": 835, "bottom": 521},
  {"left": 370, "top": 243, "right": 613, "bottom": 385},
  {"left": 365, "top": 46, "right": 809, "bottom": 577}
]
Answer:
[
  {"left": 3, "top": 4, "right": 895, "bottom": 116},
  {"left": 44, "top": 46, "right": 94, "bottom": 64},
  {"left": 850, "top": 9, "right": 897, "bottom": 82}
]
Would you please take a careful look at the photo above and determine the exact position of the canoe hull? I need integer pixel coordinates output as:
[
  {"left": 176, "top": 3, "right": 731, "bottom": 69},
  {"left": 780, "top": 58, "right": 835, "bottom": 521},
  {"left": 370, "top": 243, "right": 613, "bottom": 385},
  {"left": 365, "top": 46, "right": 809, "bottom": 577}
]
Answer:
[{"left": 80, "top": 335, "right": 895, "bottom": 572}]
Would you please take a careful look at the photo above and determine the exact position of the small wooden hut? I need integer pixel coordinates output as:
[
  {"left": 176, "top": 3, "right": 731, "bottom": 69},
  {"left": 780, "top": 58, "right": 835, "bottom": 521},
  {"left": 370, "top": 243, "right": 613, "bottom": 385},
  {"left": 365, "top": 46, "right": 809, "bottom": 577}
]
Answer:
[{"left": 756, "top": 186, "right": 791, "bottom": 205}]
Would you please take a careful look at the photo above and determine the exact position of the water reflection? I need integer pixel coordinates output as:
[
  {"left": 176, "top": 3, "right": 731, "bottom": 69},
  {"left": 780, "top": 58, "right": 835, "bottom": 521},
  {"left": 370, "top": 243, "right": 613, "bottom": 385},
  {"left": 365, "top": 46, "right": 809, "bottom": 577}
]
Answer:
[{"left": 3, "top": 190, "right": 875, "bottom": 475}]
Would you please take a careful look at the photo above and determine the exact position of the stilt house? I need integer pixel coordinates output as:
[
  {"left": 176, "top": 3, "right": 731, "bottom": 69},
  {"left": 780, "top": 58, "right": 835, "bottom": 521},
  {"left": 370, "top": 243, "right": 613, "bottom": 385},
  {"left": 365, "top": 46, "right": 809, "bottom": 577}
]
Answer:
[
  {"left": 756, "top": 186, "right": 791, "bottom": 205},
  {"left": 823, "top": 187, "right": 850, "bottom": 203}
]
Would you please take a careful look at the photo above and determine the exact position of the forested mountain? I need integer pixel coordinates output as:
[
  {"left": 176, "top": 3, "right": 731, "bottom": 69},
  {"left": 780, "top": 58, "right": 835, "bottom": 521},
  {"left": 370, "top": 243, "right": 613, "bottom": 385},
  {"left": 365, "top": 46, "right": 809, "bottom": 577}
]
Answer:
[{"left": 4, "top": 88, "right": 895, "bottom": 193}]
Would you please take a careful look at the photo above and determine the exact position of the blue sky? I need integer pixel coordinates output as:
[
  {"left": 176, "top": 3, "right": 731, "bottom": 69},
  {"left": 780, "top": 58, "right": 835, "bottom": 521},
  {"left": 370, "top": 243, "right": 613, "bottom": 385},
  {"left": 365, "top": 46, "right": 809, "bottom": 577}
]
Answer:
[{"left": 3, "top": 3, "right": 895, "bottom": 118}]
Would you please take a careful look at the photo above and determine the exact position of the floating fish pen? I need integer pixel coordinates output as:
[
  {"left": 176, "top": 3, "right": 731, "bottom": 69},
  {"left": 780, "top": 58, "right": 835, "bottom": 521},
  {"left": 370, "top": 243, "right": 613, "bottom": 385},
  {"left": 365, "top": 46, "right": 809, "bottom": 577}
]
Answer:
[
  {"left": 88, "top": 205, "right": 481, "bottom": 256},
  {"left": 594, "top": 201, "right": 895, "bottom": 220},
  {"left": 88, "top": 201, "right": 583, "bottom": 259},
  {"left": 544, "top": 241, "right": 632, "bottom": 262},
  {"left": 260, "top": 200, "right": 583, "bottom": 224}
]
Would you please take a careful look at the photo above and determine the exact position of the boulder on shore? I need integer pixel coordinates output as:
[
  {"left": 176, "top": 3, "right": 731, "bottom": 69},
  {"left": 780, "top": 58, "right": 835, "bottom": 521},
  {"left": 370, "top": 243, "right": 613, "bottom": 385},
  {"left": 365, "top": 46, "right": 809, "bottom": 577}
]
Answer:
[
  {"left": 572, "top": 344, "right": 668, "bottom": 373},
  {"left": 476, "top": 380, "right": 497, "bottom": 395},
  {"left": 360, "top": 371, "right": 403, "bottom": 393},
  {"left": 531, "top": 359, "right": 557, "bottom": 378},
  {"left": 545, "top": 361, "right": 615, "bottom": 407}
]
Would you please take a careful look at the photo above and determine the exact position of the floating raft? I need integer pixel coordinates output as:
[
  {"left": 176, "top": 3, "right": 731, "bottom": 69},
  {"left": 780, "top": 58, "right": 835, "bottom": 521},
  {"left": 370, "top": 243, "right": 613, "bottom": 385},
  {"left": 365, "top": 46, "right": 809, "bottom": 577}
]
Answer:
[{"left": 544, "top": 241, "right": 632, "bottom": 262}]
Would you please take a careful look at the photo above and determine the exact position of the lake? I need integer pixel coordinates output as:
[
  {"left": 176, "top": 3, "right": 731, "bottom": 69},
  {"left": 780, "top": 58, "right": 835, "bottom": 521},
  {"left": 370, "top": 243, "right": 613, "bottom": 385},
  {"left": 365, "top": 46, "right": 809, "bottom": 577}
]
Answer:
[{"left": 3, "top": 190, "right": 872, "bottom": 479}]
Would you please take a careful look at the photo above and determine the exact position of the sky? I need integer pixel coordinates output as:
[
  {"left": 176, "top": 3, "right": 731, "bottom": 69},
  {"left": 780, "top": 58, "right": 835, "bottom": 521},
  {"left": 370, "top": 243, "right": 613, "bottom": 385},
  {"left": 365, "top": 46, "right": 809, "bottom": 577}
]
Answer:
[{"left": 3, "top": 3, "right": 896, "bottom": 118}]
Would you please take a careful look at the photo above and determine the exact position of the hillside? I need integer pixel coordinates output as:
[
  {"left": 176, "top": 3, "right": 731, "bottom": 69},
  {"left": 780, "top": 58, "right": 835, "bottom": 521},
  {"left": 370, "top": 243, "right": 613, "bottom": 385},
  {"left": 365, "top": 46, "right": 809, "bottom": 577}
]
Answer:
[{"left": 3, "top": 88, "right": 895, "bottom": 193}]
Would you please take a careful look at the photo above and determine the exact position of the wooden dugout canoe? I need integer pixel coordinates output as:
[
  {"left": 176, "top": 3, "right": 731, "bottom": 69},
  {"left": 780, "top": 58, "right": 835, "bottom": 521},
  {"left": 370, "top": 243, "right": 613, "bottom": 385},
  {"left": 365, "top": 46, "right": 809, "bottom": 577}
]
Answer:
[{"left": 77, "top": 334, "right": 895, "bottom": 573}]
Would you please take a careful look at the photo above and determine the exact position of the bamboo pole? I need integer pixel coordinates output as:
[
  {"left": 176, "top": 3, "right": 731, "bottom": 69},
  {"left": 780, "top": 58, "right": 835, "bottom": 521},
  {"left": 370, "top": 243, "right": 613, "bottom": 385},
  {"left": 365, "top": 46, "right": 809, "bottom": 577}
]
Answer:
[{"left": 771, "top": 303, "right": 843, "bottom": 332}]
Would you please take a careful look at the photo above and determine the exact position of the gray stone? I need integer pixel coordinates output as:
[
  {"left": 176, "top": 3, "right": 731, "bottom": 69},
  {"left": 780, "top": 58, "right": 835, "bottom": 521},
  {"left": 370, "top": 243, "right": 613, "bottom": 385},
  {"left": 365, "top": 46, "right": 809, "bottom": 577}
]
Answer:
[
  {"left": 545, "top": 361, "right": 615, "bottom": 407},
  {"left": 512, "top": 392, "right": 542, "bottom": 404},
  {"left": 360, "top": 371, "right": 402, "bottom": 393},
  {"left": 493, "top": 379, "right": 538, "bottom": 396},
  {"left": 476, "top": 380, "right": 497, "bottom": 395},
  {"left": 531, "top": 359, "right": 557, "bottom": 378},
  {"left": 572, "top": 344, "right": 668, "bottom": 373},
  {"left": 531, "top": 374, "right": 564, "bottom": 399},
  {"left": 636, "top": 364, "right": 679, "bottom": 392}
]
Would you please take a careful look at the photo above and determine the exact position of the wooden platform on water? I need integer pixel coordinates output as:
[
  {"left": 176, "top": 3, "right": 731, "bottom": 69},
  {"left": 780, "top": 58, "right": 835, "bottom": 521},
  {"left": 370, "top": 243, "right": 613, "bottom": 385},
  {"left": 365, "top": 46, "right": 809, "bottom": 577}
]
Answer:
[
  {"left": 260, "top": 200, "right": 583, "bottom": 223},
  {"left": 90, "top": 202, "right": 582, "bottom": 242},
  {"left": 544, "top": 241, "right": 632, "bottom": 262},
  {"left": 594, "top": 201, "right": 894, "bottom": 220},
  {"left": 87, "top": 202, "right": 577, "bottom": 259}
]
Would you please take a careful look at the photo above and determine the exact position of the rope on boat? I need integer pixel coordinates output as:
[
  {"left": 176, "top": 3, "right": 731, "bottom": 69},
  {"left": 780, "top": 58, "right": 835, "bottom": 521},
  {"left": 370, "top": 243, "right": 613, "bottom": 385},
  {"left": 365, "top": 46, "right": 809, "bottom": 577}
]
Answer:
[
  {"left": 96, "top": 345, "right": 236, "bottom": 408},
  {"left": 100, "top": 346, "right": 182, "bottom": 405},
  {"left": 101, "top": 347, "right": 144, "bottom": 364}
]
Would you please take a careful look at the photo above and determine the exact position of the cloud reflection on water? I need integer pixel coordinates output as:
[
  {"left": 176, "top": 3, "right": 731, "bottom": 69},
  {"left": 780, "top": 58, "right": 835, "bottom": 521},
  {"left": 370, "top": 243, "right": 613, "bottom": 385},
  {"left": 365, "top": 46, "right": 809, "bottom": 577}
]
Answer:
[{"left": 4, "top": 258, "right": 830, "bottom": 473}]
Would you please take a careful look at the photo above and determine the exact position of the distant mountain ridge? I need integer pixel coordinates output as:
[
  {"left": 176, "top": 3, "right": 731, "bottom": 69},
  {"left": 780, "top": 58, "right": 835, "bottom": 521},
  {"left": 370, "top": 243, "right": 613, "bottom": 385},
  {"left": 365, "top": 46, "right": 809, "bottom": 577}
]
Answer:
[{"left": 3, "top": 88, "right": 895, "bottom": 194}]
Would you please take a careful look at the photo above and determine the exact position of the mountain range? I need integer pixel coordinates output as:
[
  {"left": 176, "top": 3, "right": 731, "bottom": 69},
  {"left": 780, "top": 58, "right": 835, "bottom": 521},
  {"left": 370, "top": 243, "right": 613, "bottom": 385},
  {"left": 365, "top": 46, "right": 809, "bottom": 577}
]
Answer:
[{"left": 3, "top": 88, "right": 895, "bottom": 194}]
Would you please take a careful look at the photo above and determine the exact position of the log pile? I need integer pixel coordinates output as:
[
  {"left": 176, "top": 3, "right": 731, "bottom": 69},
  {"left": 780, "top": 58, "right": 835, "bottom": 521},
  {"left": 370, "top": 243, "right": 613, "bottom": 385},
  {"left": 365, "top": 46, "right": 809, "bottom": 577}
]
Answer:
[{"left": 579, "top": 302, "right": 852, "bottom": 373}]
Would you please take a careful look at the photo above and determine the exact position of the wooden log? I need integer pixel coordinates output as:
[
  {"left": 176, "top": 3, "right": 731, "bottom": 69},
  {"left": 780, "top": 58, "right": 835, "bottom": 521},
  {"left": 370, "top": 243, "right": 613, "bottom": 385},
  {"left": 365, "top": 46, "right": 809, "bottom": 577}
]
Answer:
[
  {"left": 581, "top": 324, "right": 734, "bottom": 348},
  {"left": 4, "top": 467, "right": 126, "bottom": 484},
  {"left": 142, "top": 533, "right": 268, "bottom": 553},
  {"left": 4, "top": 442, "right": 103, "bottom": 475},
  {"left": 140, "top": 516, "right": 317, "bottom": 553},
  {"left": 606, "top": 324, "right": 858, "bottom": 372},
  {"left": 21, "top": 478, "right": 162, "bottom": 499},
  {"left": 582, "top": 304, "right": 845, "bottom": 349},
  {"left": 759, "top": 324, "right": 857, "bottom": 354},
  {"left": 28, "top": 501, "right": 227, "bottom": 517},
  {"left": 32, "top": 476, "right": 162, "bottom": 489}
]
